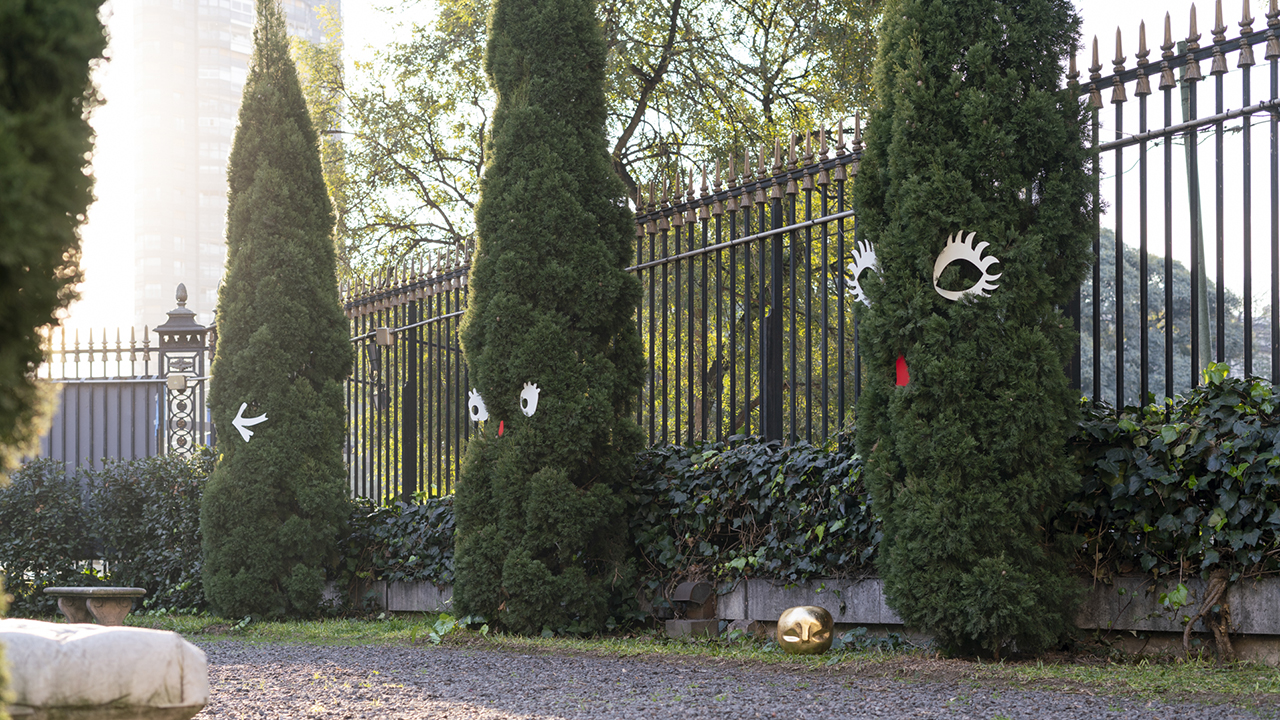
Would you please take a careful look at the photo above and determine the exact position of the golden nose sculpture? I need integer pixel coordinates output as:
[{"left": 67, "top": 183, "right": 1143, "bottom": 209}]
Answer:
[{"left": 776, "top": 605, "right": 834, "bottom": 655}]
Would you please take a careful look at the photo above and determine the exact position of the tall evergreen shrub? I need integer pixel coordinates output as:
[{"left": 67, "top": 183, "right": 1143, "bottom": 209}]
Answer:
[
  {"left": 0, "top": 574, "right": 8, "bottom": 720},
  {"left": 0, "top": 0, "right": 105, "bottom": 477},
  {"left": 853, "top": 0, "right": 1093, "bottom": 655},
  {"left": 454, "top": 0, "right": 646, "bottom": 633},
  {"left": 201, "top": 0, "right": 353, "bottom": 618}
]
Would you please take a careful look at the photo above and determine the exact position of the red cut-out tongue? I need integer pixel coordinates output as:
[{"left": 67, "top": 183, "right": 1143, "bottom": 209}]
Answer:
[
  {"left": 896, "top": 355, "right": 910, "bottom": 386},
  {"left": 498, "top": 420, "right": 504, "bottom": 437}
]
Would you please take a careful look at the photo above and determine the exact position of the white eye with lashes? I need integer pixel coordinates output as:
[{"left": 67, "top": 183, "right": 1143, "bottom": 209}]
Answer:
[
  {"left": 468, "top": 389, "right": 489, "bottom": 422},
  {"left": 933, "top": 230, "right": 1002, "bottom": 302},
  {"left": 845, "top": 239, "right": 879, "bottom": 307},
  {"left": 519, "top": 383, "right": 540, "bottom": 417}
]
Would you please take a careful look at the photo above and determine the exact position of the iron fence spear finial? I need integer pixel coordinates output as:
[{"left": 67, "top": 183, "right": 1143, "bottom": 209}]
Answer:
[
  {"left": 1088, "top": 36, "right": 1104, "bottom": 107},
  {"left": 1238, "top": 0, "right": 1256, "bottom": 67},
  {"left": 1161, "top": 13, "right": 1178, "bottom": 88},
  {"left": 1263, "top": 0, "right": 1278, "bottom": 59},
  {"left": 1112, "top": 28, "right": 1128, "bottom": 103},
  {"left": 1068, "top": 49, "right": 1079, "bottom": 87},
  {"left": 1136, "top": 21, "right": 1152, "bottom": 96},
  {"left": 1210, "top": 0, "right": 1229, "bottom": 75},
  {"left": 1185, "top": 4, "right": 1204, "bottom": 82}
]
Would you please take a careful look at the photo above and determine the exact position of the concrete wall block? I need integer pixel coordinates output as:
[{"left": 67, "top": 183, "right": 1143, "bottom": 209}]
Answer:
[
  {"left": 840, "top": 579, "right": 898, "bottom": 625},
  {"left": 386, "top": 581, "right": 452, "bottom": 613},
  {"left": 718, "top": 580, "right": 746, "bottom": 620},
  {"left": 1226, "top": 579, "right": 1280, "bottom": 635}
]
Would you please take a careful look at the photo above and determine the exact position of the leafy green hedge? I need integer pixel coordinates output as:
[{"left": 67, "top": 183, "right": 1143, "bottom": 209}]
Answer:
[
  {"left": 1067, "top": 363, "right": 1280, "bottom": 583},
  {"left": 0, "top": 451, "right": 211, "bottom": 616},
  {"left": 630, "top": 429, "right": 876, "bottom": 597},
  {"left": 330, "top": 496, "right": 455, "bottom": 608},
  {"left": 9, "top": 365, "right": 1280, "bottom": 619},
  {"left": 0, "top": 458, "right": 97, "bottom": 615},
  {"left": 88, "top": 450, "right": 212, "bottom": 612}
]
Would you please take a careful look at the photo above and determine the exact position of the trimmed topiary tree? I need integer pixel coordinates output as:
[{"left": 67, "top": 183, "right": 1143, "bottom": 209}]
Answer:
[
  {"left": 0, "top": 0, "right": 105, "bottom": 478},
  {"left": 201, "top": 0, "right": 353, "bottom": 618},
  {"left": 453, "top": 0, "right": 646, "bottom": 634},
  {"left": 1, "top": 574, "right": 8, "bottom": 720},
  {"left": 852, "top": 0, "right": 1093, "bottom": 656}
]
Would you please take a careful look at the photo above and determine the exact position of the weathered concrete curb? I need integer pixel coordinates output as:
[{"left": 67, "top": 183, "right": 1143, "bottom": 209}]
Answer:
[
  {"left": 718, "top": 576, "right": 1280, "bottom": 636},
  {"left": 352, "top": 575, "right": 1280, "bottom": 633},
  {"left": 358, "top": 575, "right": 1280, "bottom": 663}
]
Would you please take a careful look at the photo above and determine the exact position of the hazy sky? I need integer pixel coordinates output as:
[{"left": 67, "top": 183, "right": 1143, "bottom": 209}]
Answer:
[{"left": 62, "top": 0, "right": 1194, "bottom": 332}]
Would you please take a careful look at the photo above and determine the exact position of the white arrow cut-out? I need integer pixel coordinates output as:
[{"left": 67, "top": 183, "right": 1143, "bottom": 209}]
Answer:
[{"left": 232, "top": 402, "right": 268, "bottom": 442}]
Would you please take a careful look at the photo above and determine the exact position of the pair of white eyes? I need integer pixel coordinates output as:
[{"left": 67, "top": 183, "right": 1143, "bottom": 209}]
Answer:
[
  {"left": 468, "top": 383, "right": 540, "bottom": 422},
  {"left": 846, "top": 230, "right": 1002, "bottom": 305}
]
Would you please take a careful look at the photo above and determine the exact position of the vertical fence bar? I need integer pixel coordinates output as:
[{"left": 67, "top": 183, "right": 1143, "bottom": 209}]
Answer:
[
  {"left": 1163, "top": 32, "right": 1176, "bottom": 400},
  {"left": 1271, "top": 15, "right": 1279, "bottom": 382},
  {"left": 1214, "top": 22, "right": 1227, "bottom": 363},
  {"left": 1137, "top": 26, "right": 1151, "bottom": 404},
  {"left": 766, "top": 172, "right": 785, "bottom": 442},
  {"left": 699, "top": 192, "right": 710, "bottom": 442},
  {"left": 403, "top": 302, "right": 419, "bottom": 499},
  {"left": 1246, "top": 63, "right": 1255, "bottom": 375},
  {"left": 1114, "top": 46, "right": 1126, "bottom": 406}
]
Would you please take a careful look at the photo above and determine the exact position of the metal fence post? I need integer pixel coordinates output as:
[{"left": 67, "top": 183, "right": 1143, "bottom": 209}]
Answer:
[
  {"left": 764, "top": 174, "right": 785, "bottom": 441},
  {"left": 402, "top": 302, "right": 420, "bottom": 499},
  {"left": 154, "top": 283, "right": 209, "bottom": 456}
]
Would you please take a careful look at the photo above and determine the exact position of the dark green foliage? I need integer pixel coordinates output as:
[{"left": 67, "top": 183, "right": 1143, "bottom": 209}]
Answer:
[
  {"left": 454, "top": 0, "right": 646, "bottom": 633},
  {"left": 631, "top": 431, "right": 876, "bottom": 605},
  {"left": 0, "top": 454, "right": 214, "bottom": 616},
  {"left": 0, "top": 576, "right": 7, "bottom": 720},
  {"left": 331, "top": 497, "right": 455, "bottom": 609},
  {"left": 1068, "top": 363, "right": 1280, "bottom": 582},
  {"left": 852, "top": 0, "right": 1094, "bottom": 655},
  {"left": 0, "top": 0, "right": 105, "bottom": 476},
  {"left": 0, "top": 459, "right": 96, "bottom": 616},
  {"left": 87, "top": 450, "right": 212, "bottom": 612},
  {"left": 201, "top": 0, "right": 353, "bottom": 618}
]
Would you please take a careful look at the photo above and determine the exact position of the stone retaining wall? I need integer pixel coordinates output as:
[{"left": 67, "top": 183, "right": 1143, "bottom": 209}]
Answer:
[{"left": 348, "top": 576, "right": 1280, "bottom": 663}]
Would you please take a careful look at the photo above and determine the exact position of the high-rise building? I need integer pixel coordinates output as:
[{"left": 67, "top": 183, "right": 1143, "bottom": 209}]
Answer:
[{"left": 132, "top": 0, "right": 338, "bottom": 328}]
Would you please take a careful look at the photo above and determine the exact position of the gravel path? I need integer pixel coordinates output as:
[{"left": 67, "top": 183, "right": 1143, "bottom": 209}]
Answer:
[{"left": 193, "top": 640, "right": 1275, "bottom": 719}]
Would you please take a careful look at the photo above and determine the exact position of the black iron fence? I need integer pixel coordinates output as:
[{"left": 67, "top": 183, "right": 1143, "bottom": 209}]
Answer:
[
  {"left": 1078, "top": 0, "right": 1280, "bottom": 406},
  {"left": 30, "top": 286, "right": 215, "bottom": 473},
  {"left": 631, "top": 130, "right": 861, "bottom": 445},
  {"left": 343, "top": 266, "right": 471, "bottom": 501},
  {"left": 337, "top": 0, "right": 1280, "bottom": 502},
  {"left": 341, "top": 128, "right": 864, "bottom": 502}
]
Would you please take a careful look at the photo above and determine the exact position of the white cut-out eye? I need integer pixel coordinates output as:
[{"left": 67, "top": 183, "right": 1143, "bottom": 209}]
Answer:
[
  {"left": 933, "top": 230, "right": 1002, "bottom": 302},
  {"left": 844, "top": 239, "right": 879, "bottom": 307},
  {"left": 467, "top": 389, "right": 488, "bottom": 422},
  {"left": 519, "top": 382, "right": 540, "bottom": 417}
]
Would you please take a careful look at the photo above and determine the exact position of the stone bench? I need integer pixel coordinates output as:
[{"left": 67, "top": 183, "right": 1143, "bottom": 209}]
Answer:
[
  {"left": 43, "top": 586, "right": 146, "bottom": 626},
  {"left": 0, "top": 618, "right": 207, "bottom": 719}
]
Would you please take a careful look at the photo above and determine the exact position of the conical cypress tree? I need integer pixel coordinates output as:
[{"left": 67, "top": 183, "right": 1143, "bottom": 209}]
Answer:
[
  {"left": 852, "top": 0, "right": 1093, "bottom": 656},
  {"left": 454, "top": 0, "right": 645, "bottom": 634},
  {"left": 0, "top": 0, "right": 105, "bottom": 477},
  {"left": 201, "top": 0, "right": 353, "bottom": 618}
]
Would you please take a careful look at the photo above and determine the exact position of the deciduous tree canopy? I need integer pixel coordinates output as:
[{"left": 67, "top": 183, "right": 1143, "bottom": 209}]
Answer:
[{"left": 293, "top": 0, "right": 880, "bottom": 278}]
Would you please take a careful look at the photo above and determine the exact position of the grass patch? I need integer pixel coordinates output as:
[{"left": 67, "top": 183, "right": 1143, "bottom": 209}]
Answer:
[{"left": 122, "top": 612, "right": 1280, "bottom": 705}]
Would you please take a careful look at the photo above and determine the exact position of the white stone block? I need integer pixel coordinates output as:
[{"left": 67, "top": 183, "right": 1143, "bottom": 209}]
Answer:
[{"left": 0, "top": 619, "right": 207, "bottom": 719}]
